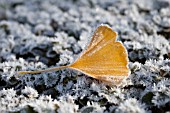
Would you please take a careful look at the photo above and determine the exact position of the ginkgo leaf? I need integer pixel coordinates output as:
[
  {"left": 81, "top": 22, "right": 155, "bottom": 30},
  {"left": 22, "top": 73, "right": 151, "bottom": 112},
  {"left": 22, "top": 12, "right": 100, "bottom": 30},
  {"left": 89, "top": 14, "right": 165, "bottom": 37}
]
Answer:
[{"left": 18, "top": 24, "right": 130, "bottom": 85}]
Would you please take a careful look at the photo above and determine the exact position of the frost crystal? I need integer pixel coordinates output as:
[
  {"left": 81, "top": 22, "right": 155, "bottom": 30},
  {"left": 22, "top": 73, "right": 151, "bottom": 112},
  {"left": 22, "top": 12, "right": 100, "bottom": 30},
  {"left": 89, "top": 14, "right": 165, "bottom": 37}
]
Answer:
[
  {"left": 0, "top": 0, "right": 170, "bottom": 112},
  {"left": 115, "top": 98, "right": 147, "bottom": 113}
]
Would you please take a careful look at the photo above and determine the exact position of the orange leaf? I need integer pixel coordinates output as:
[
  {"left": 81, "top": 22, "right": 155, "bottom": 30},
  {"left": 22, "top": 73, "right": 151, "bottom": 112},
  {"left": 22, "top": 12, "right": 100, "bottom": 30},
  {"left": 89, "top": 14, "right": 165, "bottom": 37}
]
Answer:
[{"left": 18, "top": 25, "right": 130, "bottom": 85}]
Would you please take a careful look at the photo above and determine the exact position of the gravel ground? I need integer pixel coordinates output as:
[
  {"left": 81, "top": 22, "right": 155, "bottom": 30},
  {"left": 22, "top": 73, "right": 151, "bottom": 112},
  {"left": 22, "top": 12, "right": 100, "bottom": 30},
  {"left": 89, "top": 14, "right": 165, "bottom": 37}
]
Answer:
[{"left": 0, "top": 0, "right": 170, "bottom": 113}]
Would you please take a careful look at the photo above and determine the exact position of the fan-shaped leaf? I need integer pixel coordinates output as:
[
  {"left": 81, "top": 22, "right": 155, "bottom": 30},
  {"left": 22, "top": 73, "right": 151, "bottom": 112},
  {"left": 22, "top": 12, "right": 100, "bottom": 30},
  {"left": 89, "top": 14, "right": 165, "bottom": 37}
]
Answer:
[{"left": 18, "top": 25, "right": 130, "bottom": 85}]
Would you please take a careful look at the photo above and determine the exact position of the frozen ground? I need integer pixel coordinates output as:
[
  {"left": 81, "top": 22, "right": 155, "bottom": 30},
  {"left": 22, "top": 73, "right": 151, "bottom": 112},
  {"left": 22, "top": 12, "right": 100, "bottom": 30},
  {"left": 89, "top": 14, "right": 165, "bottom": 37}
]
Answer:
[{"left": 0, "top": 0, "right": 170, "bottom": 113}]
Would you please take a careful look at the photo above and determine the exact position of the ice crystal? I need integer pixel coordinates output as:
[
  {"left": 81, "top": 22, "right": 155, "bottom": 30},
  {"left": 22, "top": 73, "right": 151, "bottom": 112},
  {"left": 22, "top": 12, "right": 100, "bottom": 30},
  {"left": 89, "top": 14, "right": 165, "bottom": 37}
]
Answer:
[
  {"left": 0, "top": 0, "right": 170, "bottom": 112},
  {"left": 115, "top": 98, "right": 147, "bottom": 113}
]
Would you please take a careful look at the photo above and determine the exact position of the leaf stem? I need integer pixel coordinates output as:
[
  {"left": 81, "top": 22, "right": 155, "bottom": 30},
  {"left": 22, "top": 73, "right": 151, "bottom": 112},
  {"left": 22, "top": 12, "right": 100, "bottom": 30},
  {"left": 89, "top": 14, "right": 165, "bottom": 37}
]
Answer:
[{"left": 17, "top": 65, "right": 69, "bottom": 75}]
